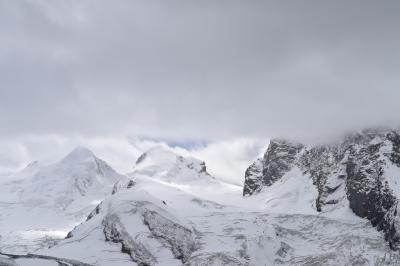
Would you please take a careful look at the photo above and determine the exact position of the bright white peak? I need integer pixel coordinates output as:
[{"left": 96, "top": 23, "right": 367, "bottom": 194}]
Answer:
[
  {"left": 0, "top": 146, "right": 127, "bottom": 253},
  {"left": 132, "top": 146, "right": 209, "bottom": 182},
  {"left": 13, "top": 146, "right": 125, "bottom": 210}
]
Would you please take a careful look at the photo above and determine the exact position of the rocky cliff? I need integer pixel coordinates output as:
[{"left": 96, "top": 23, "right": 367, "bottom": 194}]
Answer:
[{"left": 244, "top": 128, "right": 400, "bottom": 249}]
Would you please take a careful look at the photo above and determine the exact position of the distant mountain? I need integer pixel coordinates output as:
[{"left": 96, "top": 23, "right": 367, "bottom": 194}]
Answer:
[
  {"left": 13, "top": 146, "right": 125, "bottom": 210},
  {"left": 26, "top": 146, "right": 399, "bottom": 266},
  {"left": 0, "top": 146, "right": 126, "bottom": 253},
  {"left": 2, "top": 142, "right": 400, "bottom": 265},
  {"left": 244, "top": 128, "right": 400, "bottom": 249},
  {"left": 132, "top": 146, "right": 210, "bottom": 180}
]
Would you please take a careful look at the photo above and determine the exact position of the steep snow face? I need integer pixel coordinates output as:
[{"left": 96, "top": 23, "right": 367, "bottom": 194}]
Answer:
[
  {"left": 36, "top": 149, "right": 400, "bottom": 266},
  {"left": 249, "top": 167, "right": 319, "bottom": 215},
  {"left": 244, "top": 128, "right": 400, "bottom": 249},
  {"left": 44, "top": 190, "right": 198, "bottom": 266},
  {"left": 119, "top": 147, "right": 242, "bottom": 207},
  {"left": 15, "top": 146, "right": 125, "bottom": 211},
  {"left": 0, "top": 147, "right": 127, "bottom": 253}
]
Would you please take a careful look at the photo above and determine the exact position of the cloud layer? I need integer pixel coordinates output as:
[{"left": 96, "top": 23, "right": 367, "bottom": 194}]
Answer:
[
  {"left": 1, "top": 1, "right": 400, "bottom": 178},
  {"left": 1, "top": 0, "right": 400, "bottom": 142},
  {"left": 0, "top": 135, "right": 267, "bottom": 185}
]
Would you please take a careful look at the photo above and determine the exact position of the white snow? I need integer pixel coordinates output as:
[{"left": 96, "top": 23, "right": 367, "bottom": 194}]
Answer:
[
  {"left": 384, "top": 162, "right": 400, "bottom": 196},
  {"left": 251, "top": 167, "right": 318, "bottom": 215},
  {"left": 0, "top": 145, "right": 398, "bottom": 265},
  {"left": 378, "top": 140, "right": 400, "bottom": 197},
  {"left": 0, "top": 146, "right": 127, "bottom": 253}
]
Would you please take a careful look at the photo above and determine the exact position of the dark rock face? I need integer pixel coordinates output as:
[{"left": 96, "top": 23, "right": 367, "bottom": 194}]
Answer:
[
  {"left": 103, "top": 213, "right": 157, "bottom": 266},
  {"left": 126, "top": 179, "right": 136, "bottom": 189},
  {"left": 111, "top": 179, "right": 136, "bottom": 195},
  {"left": 142, "top": 209, "right": 196, "bottom": 263},
  {"left": 243, "top": 159, "right": 263, "bottom": 196},
  {"left": 261, "top": 140, "right": 304, "bottom": 187},
  {"left": 244, "top": 128, "right": 400, "bottom": 249},
  {"left": 100, "top": 200, "right": 197, "bottom": 265},
  {"left": 243, "top": 140, "right": 303, "bottom": 196}
]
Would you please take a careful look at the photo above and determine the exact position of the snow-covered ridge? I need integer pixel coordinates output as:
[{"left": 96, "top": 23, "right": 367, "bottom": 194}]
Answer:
[
  {"left": 26, "top": 146, "right": 399, "bottom": 266},
  {"left": 15, "top": 146, "right": 126, "bottom": 210},
  {"left": 244, "top": 128, "right": 400, "bottom": 249},
  {"left": 0, "top": 146, "right": 127, "bottom": 254},
  {"left": 2, "top": 140, "right": 400, "bottom": 265},
  {"left": 131, "top": 146, "right": 210, "bottom": 183}
]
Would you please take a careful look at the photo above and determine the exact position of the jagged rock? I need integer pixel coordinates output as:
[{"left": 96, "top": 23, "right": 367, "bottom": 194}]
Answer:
[
  {"left": 243, "top": 159, "right": 263, "bottom": 196},
  {"left": 243, "top": 140, "right": 303, "bottom": 196},
  {"left": 85, "top": 202, "right": 102, "bottom": 221},
  {"left": 127, "top": 179, "right": 136, "bottom": 189},
  {"left": 142, "top": 209, "right": 196, "bottom": 263},
  {"left": 244, "top": 128, "right": 400, "bottom": 249},
  {"left": 102, "top": 213, "right": 157, "bottom": 266},
  {"left": 62, "top": 193, "right": 198, "bottom": 266},
  {"left": 112, "top": 179, "right": 136, "bottom": 195}
]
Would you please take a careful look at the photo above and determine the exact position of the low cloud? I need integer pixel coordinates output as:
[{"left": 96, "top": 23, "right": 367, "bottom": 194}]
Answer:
[
  {"left": 1, "top": 1, "right": 399, "bottom": 178},
  {"left": 0, "top": 134, "right": 267, "bottom": 186},
  {"left": 189, "top": 139, "right": 267, "bottom": 186},
  {"left": 1, "top": 1, "right": 400, "bottom": 142}
]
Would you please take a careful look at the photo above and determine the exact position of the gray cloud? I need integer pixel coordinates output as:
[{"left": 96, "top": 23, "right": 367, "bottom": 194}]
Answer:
[{"left": 1, "top": 0, "right": 400, "bottom": 142}]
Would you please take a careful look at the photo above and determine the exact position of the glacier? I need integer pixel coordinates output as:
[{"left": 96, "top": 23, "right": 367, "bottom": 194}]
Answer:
[{"left": 1, "top": 136, "right": 400, "bottom": 265}]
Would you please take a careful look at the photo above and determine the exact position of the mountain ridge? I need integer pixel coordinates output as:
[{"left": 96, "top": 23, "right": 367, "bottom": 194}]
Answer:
[
  {"left": 0, "top": 146, "right": 127, "bottom": 254},
  {"left": 244, "top": 128, "right": 400, "bottom": 249},
  {"left": 2, "top": 134, "right": 400, "bottom": 265}
]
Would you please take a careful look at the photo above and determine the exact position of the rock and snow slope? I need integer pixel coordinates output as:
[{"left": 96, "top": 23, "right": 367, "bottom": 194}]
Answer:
[
  {"left": 0, "top": 147, "right": 126, "bottom": 253},
  {"left": 244, "top": 128, "right": 400, "bottom": 250},
  {"left": 1, "top": 145, "right": 394, "bottom": 266},
  {"left": 2, "top": 140, "right": 400, "bottom": 265}
]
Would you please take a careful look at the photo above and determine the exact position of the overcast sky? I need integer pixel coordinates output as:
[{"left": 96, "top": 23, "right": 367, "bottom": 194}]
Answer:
[{"left": 1, "top": 1, "right": 400, "bottom": 180}]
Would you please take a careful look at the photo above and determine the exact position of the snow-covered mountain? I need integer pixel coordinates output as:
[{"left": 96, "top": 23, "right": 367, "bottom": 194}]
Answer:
[
  {"left": 2, "top": 136, "right": 400, "bottom": 265},
  {"left": 0, "top": 146, "right": 126, "bottom": 253},
  {"left": 131, "top": 146, "right": 210, "bottom": 182},
  {"left": 14, "top": 146, "right": 124, "bottom": 210},
  {"left": 0, "top": 145, "right": 397, "bottom": 266},
  {"left": 244, "top": 128, "right": 400, "bottom": 250}
]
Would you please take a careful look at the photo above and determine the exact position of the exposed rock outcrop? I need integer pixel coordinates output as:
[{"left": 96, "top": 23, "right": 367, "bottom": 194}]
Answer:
[
  {"left": 142, "top": 209, "right": 197, "bottom": 263},
  {"left": 244, "top": 128, "right": 400, "bottom": 249},
  {"left": 103, "top": 213, "right": 157, "bottom": 266},
  {"left": 243, "top": 139, "right": 303, "bottom": 196}
]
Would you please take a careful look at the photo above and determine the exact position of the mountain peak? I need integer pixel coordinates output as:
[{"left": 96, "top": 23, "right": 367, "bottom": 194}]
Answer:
[
  {"left": 62, "top": 146, "right": 96, "bottom": 163},
  {"left": 244, "top": 127, "right": 400, "bottom": 249},
  {"left": 135, "top": 146, "right": 179, "bottom": 166},
  {"left": 132, "top": 146, "right": 210, "bottom": 182},
  {"left": 15, "top": 145, "right": 126, "bottom": 211}
]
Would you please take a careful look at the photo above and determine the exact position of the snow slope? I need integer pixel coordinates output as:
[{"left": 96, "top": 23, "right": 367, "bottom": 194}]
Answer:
[
  {"left": 0, "top": 147, "right": 126, "bottom": 253},
  {"left": 244, "top": 129, "right": 400, "bottom": 249},
  {"left": 13, "top": 147, "right": 398, "bottom": 266}
]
